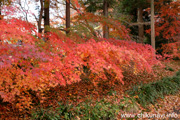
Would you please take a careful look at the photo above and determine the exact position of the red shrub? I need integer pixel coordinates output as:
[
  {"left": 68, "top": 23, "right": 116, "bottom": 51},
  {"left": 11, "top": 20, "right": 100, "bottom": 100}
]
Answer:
[{"left": 0, "top": 18, "right": 160, "bottom": 110}]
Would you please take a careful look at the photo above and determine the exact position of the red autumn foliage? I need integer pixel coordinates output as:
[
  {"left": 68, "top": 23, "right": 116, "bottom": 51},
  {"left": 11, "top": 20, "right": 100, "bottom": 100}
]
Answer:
[
  {"left": 161, "top": 42, "right": 180, "bottom": 59},
  {"left": 146, "top": 1, "right": 180, "bottom": 58},
  {"left": 155, "top": 1, "right": 180, "bottom": 40},
  {"left": 146, "top": 1, "right": 180, "bottom": 40},
  {"left": 0, "top": 18, "right": 160, "bottom": 110},
  {"left": 0, "top": 18, "right": 37, "bottom": 44}
]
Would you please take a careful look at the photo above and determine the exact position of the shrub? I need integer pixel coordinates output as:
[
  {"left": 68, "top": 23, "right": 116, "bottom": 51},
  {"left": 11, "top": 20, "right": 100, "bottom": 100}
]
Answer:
[{"left": 0, "top": 18, "right": 160, "bottom": 110}]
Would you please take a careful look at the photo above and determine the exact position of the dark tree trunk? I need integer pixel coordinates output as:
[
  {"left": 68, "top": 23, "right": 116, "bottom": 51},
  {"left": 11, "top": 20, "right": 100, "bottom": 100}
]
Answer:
[
  {"left": 44, "top": 0, "right": 50, "bottom": 34},
  {"left": 38, "top": 0, "right": 44, "bottom": 33},
  {"left": 0, "top": 1, "right": 1, "bottom": 42},
  {"left": 137, "top": 7, "right": 144, "bottom": 43},
  {"left": 0, "top": 1, "right": 2, "bottom": 20},
  {"left": 66, "top": 0, "right": 70, "bottom": 34},
  {"left": 103, "top": 0, "right": 109, "bottom": 39}
]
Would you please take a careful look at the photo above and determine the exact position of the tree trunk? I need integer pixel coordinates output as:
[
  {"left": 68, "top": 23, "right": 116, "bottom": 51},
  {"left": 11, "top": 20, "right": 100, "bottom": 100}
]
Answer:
[
  {"left": 103, "top": 0, "right": 109, "bottom": 39},
  {"left": 66, "top": 0, "right": 70, "bottom": 34},
  {"left": 137, "top": 7, "right": 144, "bottom": 43},
  {"left": 151, "top": 0, "right": 155, "bottom": 49},
  {"left": 0, "top": 1, "right": 2, "bottom": 20},
  {"left": 44, "top": 0, "right": 50, "bottom": 34},
  {"left": 38, "top": 0, "right": 44, "bottom": 33}
]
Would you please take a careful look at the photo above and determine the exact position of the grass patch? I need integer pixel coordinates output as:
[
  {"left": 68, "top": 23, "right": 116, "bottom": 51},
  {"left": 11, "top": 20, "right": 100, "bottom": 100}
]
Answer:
[
  {"left": 165, "top": 66, "right": 174, "bottom": 71},
  {"left": 31, "top": 97, "right": 121, "bottom": 120},
  {"left": 127, "top": 70, "right": 180, "bottom": 107}
]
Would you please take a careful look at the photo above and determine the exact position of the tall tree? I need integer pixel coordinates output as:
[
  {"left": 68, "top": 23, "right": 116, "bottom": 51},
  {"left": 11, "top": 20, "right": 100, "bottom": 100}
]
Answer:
[
  {"left": 83, "top": 0, "right": 117, "bottom": 38},
  {"left": 137, "top": 7, "right": 144, "bottom": 43},
  {"left": 44, "top": 0, "right": 50, "bottom": 34},
  {"left": 103, "top": 0, "right": 109, "bottom": 39},
  {"left": 151, "top": 0, "right": 155, "bottom": 49},
  {"left": 38, "top": 0, "right": 44, "bottom": 33},
  {"left": 31, "top": 0, "right": 44, "bottom": 33},
  {"left": 118, "top": 0, "right": 149, "bottom": 42},
  {"left": 0, "top": 1, "right": 2, "bottom": 20},
  {"left": 66, "top": 0, "right": 70, "bottom": 34}
]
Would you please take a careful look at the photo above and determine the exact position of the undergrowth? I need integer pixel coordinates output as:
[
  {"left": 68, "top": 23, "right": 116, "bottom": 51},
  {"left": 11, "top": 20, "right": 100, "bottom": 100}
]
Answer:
[
  {"left": 31, "top": 70, "right": 180, "bottom": 119},
  {"left": 31, "top": 98, "right": 121, "bottom": 120},
  {"left": 165, "top": 65, "right": 174, "bottom": 71},
  {"left": 128, "top": 70, "right": 180, "bottom": 107}
]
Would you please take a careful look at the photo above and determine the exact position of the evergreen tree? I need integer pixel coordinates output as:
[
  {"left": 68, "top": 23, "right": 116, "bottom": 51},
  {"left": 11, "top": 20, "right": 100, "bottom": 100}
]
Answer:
[
  {"left": 83, "top": 0, "right": 117, "bottom": 39},
  {"left": 118, "top": 0, "right": 150, "bottom": 43}
]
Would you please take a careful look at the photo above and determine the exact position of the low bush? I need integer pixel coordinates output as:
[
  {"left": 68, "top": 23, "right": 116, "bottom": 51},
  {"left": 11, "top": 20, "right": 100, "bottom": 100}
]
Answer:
[{"left": 0, "top": 18, "right": 160, "bottom": 110}]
